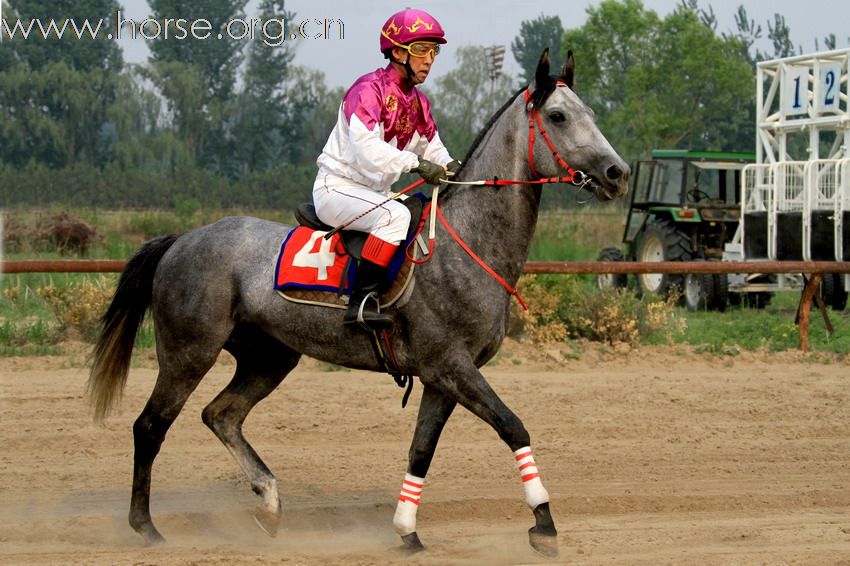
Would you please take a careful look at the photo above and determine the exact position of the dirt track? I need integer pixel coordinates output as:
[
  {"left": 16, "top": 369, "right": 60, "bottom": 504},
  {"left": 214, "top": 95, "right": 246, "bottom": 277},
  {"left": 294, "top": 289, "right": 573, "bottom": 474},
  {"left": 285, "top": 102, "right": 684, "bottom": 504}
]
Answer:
[{"left": 2, "top": 343, "right": 850, "bottom": 565}]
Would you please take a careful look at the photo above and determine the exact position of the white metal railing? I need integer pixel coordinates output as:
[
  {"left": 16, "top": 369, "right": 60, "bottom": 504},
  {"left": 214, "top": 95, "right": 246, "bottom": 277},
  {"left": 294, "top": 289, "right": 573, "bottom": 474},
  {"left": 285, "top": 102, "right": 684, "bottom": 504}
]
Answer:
[
  {"left": 835, "top": 159, "right": 850, "bottom": 261},
  {"left": 741, "top": 164, "right": 773, "bottom": 259},
  {"left": 803, "top": 160, "right": 840, "bottom": 261}
]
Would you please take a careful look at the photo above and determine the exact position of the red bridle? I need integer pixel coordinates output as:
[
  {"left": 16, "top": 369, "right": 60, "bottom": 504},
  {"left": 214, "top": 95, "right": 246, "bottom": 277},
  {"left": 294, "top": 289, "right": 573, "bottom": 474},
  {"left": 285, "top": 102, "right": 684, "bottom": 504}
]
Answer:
[{"left": 522, "top": 82, "right": 586, "bottom": 186}]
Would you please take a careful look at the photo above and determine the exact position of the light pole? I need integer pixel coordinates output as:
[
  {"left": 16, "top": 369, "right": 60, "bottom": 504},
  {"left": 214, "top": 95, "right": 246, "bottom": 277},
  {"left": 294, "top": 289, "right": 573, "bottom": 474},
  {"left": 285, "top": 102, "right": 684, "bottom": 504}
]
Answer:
[{"left": 486, "top": 45, "right": 506, "bottom": 106}]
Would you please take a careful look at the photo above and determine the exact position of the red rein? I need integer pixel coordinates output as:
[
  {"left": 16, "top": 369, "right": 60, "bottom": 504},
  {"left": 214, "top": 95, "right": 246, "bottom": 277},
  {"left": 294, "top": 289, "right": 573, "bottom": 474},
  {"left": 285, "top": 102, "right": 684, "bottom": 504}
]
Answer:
[{"left": 402, "top": 82, "right": 586, "bottom": 311}]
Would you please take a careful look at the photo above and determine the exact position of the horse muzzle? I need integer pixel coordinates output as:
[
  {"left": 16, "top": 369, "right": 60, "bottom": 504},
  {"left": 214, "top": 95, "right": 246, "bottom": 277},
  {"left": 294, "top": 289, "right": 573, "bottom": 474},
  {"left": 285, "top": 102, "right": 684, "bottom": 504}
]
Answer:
[{"left": 587, "top": 162, "right": 630, "bottom": 201}]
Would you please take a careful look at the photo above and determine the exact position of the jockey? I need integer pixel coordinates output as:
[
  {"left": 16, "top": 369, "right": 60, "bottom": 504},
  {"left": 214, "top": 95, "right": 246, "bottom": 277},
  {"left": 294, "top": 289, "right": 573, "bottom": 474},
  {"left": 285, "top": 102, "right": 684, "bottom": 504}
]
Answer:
[{"left": 313, "top": 8, "right": 460, "bottom": 328}]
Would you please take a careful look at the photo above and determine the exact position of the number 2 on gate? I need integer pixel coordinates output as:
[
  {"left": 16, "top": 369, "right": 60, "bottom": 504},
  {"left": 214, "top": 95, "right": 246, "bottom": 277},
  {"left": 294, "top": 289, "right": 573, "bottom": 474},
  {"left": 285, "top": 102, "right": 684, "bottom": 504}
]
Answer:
[{"left": 292, "top": 232, "right": 337, "bottom": 280}]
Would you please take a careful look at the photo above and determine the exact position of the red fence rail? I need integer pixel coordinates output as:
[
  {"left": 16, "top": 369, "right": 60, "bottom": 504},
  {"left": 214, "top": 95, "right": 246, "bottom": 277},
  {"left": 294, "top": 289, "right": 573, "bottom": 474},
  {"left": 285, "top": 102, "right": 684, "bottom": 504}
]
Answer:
[
  {"left": 6, "top": 259, "right": 850, "bottom": 274},
  {"left": 4, "top": 259, "right": 849, "bottom": 351}
]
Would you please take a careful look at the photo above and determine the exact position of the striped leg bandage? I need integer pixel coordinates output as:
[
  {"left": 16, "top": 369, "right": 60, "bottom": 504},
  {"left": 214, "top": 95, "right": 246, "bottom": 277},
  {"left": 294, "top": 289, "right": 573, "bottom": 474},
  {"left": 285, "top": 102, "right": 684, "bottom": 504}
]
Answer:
[
  {"left": 393, "top": 473, "right": 424, "bottom": 536},
  {"left": 514, "top": 446, "right": 550, "bottom": 509}
]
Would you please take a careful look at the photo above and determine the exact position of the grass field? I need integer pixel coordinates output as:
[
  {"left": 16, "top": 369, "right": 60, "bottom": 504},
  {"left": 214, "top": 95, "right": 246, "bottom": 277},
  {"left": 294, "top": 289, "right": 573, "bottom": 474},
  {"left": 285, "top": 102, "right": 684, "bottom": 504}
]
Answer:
[{"left": 2, "top": 206, "right": 848, "bottom": 358}]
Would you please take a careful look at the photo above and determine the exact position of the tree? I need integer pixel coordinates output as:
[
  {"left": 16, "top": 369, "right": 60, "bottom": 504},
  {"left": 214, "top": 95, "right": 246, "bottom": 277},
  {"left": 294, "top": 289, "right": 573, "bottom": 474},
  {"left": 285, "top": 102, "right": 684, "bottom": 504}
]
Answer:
[
  {"left": 231, "top": 0, "right": 295, "bottom": 175},
  {"left": 511, "top": 14, "right": 564, "bottom": 85},
  {"left": 147, "top": 0, "right": 247, "bottom": 102},
  {"left": 145, "top": 0, "right": 247, "bottom": 173},
  {"left": 0, "top": 61, "right": 125, "bottom": 168},
  {"left": 424, "top": 45, "right": 517, "bottom": 160},
  {"left": 279, "top": 66, "right": 344, "bottom": 165},
  {"left": 722, "top": 6, "right": 762, "bottom": 67},
  {"left": 3, "top": 0, "right": 123, "bottom": 72},
  {"left": 766, "top": 14, "right": 797, "bottom": 58},
  {"left": 559, "top": 0, "right": 753, "bottom": 162}
]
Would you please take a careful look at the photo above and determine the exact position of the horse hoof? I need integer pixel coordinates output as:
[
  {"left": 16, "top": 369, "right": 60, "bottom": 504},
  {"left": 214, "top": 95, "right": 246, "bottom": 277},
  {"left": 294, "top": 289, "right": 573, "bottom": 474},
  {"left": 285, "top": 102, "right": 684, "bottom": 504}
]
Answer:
[
  {"left": 144, "top": 533, "right": 166, "bottom": 547},
  {"left": 400, "top": 532, "right": 425, "bottom": 553},
  {"left": 253, "top": 505, "right": 282, "bottom": 537},
  {"left": 131, "top": 518, "right": 166, "bottom": 547},
  {"left": 528, "top": 528, "right": 559, "bottom": 558}
]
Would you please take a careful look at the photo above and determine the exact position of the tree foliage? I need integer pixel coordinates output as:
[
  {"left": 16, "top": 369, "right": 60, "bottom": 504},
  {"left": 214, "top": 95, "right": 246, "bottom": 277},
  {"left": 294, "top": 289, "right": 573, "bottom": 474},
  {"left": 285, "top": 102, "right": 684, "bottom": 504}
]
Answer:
[
  {"left": 562, "top": 0, "right": 753, "bottom": 162},
  {"left": 4, "top": 0, "right": 123, "bottom": 72},
  {"left": 423, "top": 45, "right": 517, "bottom": 159},
  {"left": 511, "top": 14, "right": 563, "bottom": 85},
  {"left": 147, "top": 0, "right": 246, "bottom": 101},
  {"left": 232, "top": 0, "right": 295, "bottom": 174},
  {"left": 1, "top": 0, "right": 846, "bottom": 211}
]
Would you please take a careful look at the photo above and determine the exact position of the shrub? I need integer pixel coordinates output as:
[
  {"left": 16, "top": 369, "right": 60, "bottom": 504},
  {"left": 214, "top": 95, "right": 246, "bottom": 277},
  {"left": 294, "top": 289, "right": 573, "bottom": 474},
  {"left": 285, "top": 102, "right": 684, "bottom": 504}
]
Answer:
[
  {"left": 511, "top": 275, "right": 685, "bottom": 346},
  {"left": 37, "top": 279, "right": 113, "bottom": 341},
  {"left": 568, "top": 287, "right": 685, "bottom": 346},
  {"left": 34, "top": 212, "right": 102, "bottom": 255},
  {"left": 510, "top": 274, "right": 581, "bottom": 343}
]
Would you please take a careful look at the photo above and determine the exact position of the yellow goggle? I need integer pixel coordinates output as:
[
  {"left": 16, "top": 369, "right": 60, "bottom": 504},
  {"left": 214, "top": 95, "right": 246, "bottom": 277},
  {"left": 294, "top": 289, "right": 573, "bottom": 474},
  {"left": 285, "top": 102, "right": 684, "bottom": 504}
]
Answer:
[
  {"left": 404, "top": 41, "right": 441, "bottom": 58},
  {"left": 382, "top": 31, "right": 441, "bottom": 58}
]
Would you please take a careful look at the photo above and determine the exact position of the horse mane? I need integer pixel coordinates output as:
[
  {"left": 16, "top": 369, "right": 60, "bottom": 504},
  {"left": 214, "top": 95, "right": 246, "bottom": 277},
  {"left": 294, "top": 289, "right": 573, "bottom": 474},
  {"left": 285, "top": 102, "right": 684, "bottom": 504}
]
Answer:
[
  {"left": 456, "top": 79, "right": 560, "bottom": 178},
  {"left": 457, "top": 86, "right": 525, "bottom": 172}
]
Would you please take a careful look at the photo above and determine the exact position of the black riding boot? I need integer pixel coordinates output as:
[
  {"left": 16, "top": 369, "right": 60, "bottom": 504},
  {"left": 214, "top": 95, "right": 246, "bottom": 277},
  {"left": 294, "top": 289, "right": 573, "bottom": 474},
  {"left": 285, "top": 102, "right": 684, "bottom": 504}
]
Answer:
[{"left": 344, "top": 260, "right": 394, "bottom": 328}]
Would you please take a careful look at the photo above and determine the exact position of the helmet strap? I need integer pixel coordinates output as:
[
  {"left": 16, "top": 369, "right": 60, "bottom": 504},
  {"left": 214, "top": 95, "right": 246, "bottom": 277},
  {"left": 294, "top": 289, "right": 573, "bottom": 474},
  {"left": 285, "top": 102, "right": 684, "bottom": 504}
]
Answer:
[{"left": 389, "top": 52, "right": 418, "bottom": 84}]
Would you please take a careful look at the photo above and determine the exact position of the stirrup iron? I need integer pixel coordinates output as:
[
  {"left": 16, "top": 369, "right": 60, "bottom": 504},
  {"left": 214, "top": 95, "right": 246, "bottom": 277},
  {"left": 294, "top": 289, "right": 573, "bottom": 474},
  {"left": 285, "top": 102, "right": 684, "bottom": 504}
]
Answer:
[{"left": 357, "top": 291, "right": 381, "bottom": 331}]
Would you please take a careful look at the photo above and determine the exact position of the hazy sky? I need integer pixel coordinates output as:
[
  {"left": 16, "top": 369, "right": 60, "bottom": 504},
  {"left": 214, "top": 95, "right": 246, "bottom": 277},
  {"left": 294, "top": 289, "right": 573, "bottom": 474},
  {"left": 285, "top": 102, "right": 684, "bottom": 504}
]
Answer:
[{"left": 116, "top": 0, "right": 850, "bottom": 87}]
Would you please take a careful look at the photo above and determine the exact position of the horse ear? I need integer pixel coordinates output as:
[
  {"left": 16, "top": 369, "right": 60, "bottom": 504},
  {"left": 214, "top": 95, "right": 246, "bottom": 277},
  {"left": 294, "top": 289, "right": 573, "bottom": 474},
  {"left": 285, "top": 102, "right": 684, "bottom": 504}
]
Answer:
[
  {"left": 559, "top": 49, "right": 575, "bottom": 88},
  {"left": 533, "top": 48, "right": 551, "bottom": 89}
]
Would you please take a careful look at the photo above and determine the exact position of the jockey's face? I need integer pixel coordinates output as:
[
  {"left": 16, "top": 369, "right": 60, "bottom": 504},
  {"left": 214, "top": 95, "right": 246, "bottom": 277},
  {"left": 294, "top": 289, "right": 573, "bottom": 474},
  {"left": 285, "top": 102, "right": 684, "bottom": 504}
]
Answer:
[{"left": 391, "top": 43, "right": 438, "bottom": 85}]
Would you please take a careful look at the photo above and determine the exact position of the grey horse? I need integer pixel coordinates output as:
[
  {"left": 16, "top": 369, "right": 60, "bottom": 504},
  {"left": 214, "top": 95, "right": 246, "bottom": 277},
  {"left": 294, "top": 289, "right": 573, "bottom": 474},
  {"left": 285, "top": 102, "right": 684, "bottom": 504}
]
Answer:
[{"left": 87, "top": 49, "right": 629, "bottom": 556}]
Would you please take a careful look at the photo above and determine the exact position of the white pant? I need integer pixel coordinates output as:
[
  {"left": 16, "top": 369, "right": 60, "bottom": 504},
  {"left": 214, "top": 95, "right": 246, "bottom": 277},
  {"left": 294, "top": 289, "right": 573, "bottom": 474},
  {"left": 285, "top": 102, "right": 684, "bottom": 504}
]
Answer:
[{"left": 312, "top": 170, "right": 411, "bottom": 244}]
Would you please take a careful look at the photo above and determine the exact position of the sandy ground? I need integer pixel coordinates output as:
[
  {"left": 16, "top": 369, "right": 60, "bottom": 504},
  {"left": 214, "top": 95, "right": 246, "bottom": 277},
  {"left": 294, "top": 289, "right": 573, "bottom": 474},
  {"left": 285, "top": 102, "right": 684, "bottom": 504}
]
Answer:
[{"left": 2, "top": 342, "right": 850, "bottom": 565}]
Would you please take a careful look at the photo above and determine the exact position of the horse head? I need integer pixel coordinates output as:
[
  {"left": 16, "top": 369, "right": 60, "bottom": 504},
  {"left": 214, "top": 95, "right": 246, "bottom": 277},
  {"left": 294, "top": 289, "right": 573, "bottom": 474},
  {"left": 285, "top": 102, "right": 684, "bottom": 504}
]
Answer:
[{"left": 525, "top": 49, "right": 629, "bottom": 201}]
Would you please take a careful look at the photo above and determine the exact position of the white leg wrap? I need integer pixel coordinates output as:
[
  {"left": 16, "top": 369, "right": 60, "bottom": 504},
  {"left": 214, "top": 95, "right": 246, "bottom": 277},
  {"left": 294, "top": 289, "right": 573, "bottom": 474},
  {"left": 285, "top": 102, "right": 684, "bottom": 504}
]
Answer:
[
  {"left": 392, "top": 473, "right": 424, "bottom": 536},
  {"left": 514, "top": 447, "right": 550, "bottom": 509}
]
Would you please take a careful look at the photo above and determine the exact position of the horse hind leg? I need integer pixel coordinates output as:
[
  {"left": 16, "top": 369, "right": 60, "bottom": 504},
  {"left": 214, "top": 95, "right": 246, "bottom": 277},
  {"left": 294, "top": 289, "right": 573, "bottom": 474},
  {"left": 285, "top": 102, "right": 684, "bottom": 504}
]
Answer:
[
  {"left": 202, "top": 329, "right": 301, "bottom": 537},
  {"left": 129, "top": 352, "right": 219, "bottom": 545}
]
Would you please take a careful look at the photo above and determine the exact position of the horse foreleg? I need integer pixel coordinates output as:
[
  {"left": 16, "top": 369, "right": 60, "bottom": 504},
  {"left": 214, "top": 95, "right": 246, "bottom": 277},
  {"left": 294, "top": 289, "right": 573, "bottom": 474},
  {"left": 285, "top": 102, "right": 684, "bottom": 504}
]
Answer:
[
  {"left": 425, "top": 357, "right": 558, "bottom": 558},
  {"left": 393, "top": 385, "right": 456, "bottom": 552},
  {"left": 202, "top": 345, "right": 300, "bottom": 537}
]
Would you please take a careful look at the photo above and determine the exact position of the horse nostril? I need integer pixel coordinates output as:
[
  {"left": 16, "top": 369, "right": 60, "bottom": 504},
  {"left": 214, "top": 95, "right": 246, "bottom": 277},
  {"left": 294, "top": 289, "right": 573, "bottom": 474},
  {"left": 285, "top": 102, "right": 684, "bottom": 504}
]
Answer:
[{"left": 606, "top": 165, "right": 623, "bottom": 181}]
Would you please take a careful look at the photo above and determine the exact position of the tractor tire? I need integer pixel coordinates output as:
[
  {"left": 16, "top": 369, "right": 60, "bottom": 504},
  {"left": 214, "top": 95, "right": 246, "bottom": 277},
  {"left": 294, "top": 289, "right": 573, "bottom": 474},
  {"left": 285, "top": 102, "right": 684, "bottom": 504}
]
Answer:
[
  {"left": 821, "top": 273, "right": 848, "bottom": 311},
  {"left": 711, "top": 273, "right": 729, "bottom": 312},
  {"left": 596, "top": 247, "right": 628, "bottom": 290},
  {"left": 684, "top": 272, "right": 715, "bottom": 311},
  {"left": 635, "top": 219, "right": 693, "bottom": 299}
]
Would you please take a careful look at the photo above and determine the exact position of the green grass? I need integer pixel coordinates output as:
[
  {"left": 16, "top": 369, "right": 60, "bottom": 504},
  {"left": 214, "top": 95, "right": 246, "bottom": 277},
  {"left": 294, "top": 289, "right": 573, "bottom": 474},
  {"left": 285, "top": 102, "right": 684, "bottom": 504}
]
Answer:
[
  {"left": 3, "top": 207, "right": 849, "bottom": 358},
  {"left": 529, "top": 209, "right": 626, "bottom": 261},
  {"left": 0, "top": 318, "right": 62, "bottom": 356},
  {"left": 673, "top": 292, "right": 850, "bottom": 355}
]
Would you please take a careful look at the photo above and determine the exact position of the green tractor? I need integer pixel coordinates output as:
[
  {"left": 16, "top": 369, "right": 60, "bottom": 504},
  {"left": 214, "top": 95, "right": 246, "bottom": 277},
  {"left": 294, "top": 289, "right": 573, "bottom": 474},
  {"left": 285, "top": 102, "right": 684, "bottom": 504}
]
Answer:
[{"left": 597, "top": 150, "right": 762, "bottom": 310}]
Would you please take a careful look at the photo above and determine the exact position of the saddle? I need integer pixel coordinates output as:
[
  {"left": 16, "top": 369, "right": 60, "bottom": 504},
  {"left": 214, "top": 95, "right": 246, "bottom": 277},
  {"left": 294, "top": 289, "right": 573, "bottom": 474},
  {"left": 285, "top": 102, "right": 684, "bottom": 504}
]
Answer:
[
  {"left": 293, "top": 197, "right": 424, "bottom": 259},
  {"left": 275, "top": 196, "right": 426, "bottom": 310}
]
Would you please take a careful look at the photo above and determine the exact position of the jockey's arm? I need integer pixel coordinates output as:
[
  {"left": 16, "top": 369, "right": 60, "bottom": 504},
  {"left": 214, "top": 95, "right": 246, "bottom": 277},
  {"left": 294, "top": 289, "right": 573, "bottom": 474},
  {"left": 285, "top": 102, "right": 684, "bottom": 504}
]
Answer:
[
  {"left": 421, "top": 130, "right": 453, "bottom": 169},
  {"left": 348, "top": 115, "right": 420, "bottom": 177}
]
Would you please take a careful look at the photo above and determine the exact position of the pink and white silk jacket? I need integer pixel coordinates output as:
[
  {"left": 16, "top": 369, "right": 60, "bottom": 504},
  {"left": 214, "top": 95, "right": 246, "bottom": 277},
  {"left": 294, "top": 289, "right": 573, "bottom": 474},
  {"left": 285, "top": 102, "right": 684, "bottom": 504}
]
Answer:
[{"left": 316, "top": 64, "right": 453, "bottom": 194}]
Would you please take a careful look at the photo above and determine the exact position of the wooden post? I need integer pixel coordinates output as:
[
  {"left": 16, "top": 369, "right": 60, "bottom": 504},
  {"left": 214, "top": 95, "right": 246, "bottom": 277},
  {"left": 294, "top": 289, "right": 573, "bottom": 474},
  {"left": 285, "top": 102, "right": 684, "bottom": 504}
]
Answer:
[{"left": 797, "top": 273, "right": 822, "bottom": 352}]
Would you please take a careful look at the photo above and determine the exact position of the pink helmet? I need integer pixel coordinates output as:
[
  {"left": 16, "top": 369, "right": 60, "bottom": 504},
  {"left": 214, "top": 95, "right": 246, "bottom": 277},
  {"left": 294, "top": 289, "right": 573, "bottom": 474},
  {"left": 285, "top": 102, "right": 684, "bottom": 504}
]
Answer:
[{"left": 380, "top": 9, "right": 447, "bottom": 53}]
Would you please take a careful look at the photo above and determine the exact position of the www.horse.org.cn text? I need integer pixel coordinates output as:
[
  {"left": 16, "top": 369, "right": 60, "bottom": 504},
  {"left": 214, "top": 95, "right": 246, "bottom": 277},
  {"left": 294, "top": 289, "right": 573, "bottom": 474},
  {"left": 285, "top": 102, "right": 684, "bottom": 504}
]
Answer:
[{"left": 0, "top": 10, "right": 345, "bottom": 47}]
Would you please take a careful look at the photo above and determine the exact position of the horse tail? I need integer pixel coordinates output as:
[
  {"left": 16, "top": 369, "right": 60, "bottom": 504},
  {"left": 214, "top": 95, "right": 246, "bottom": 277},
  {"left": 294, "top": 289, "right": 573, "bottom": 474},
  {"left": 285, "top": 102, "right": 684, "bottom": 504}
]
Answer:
[{"left": 87, "top": 234, "right": 180, "bottom": 422}]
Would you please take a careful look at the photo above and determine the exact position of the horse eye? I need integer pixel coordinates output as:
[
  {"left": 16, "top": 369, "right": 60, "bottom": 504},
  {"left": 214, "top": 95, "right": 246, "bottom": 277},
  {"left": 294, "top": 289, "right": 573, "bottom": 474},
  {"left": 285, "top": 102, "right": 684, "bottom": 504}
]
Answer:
[{"left": 549, "top": 111, "right": 566, "bottom": 123}]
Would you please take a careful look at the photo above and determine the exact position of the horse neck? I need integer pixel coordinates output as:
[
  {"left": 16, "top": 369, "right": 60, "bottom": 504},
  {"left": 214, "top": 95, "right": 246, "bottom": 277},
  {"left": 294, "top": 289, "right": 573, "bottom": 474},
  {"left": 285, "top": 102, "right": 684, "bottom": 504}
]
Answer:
[{"left": 439, "top": 103, "right": 542, "bottom": 285}]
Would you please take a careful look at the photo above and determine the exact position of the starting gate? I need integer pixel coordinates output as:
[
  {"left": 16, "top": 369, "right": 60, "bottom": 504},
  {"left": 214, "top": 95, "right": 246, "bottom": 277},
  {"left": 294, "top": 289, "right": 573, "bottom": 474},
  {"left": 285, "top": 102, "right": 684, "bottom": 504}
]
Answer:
[{"left": 738, "top": 48, "right": 850, "bottom": 263}]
